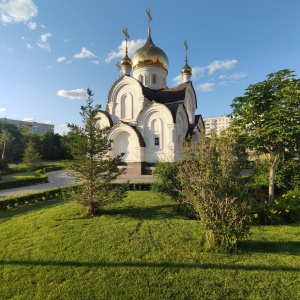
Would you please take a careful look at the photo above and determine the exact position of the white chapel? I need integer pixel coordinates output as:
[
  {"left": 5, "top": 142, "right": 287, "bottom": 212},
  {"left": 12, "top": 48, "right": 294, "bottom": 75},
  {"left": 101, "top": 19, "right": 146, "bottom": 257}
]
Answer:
[{"left": 97, "top": 12, "right": 204, "bottom": 175}]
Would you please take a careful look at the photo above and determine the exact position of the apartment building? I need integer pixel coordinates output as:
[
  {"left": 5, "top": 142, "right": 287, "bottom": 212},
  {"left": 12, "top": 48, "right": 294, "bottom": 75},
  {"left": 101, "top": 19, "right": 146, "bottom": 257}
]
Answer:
[
  {"left": 203, "top": 115, "right": 233, "bottom": 136},
  {"left": 0, "top": 118, "right": 54, "bottom": 134}
]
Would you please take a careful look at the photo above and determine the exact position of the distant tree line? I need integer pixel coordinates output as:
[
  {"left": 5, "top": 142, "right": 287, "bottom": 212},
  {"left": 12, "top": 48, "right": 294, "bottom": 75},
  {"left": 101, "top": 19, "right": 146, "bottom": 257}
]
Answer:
[{"left": 0, "top": 123, "right": 70, "bottom": 163}]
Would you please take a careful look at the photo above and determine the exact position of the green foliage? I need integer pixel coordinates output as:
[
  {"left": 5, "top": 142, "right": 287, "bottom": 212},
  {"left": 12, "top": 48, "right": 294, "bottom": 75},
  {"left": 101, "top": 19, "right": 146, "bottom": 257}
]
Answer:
[
  {"left": 152, "top": 161, "right": 181, "bottom": 201},
  {"left": 275, "top": 157, "right": 300, "bottom": 191},
  {"left": 35, "top": 168, "right": 46, "bottom": 177},
  {"left": 177, "top": 131, "right": 254, "bottom": 253},
  {"left": 0, "top": 173, "right": 48, "bottom": 190},
  {"left": 64, "top": 89, "right": 126, "bottom": 217},
  {"left": 253, "top": 189, "right": 300, "bottom": 225},
  {"left": 231, "top": 69, "right": 300, "bottom": 204},
  {"left": 22, "top": 140, "right": 42, "bottom": 170},
  {"left": 0, "top": 157, "right": 10, "bottom": 177}
]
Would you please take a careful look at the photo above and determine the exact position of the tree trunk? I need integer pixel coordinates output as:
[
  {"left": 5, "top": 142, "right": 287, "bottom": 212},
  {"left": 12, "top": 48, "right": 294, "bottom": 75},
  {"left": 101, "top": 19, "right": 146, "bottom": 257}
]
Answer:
[
  {"left": 2, "top": 140, "right": 6, "bottom": 161},
  {"left": 268, "top": 164, "right": 275, "bottom": 204},
  {"left": 268, "top": 153, "right": 280, "bottom": 204}
]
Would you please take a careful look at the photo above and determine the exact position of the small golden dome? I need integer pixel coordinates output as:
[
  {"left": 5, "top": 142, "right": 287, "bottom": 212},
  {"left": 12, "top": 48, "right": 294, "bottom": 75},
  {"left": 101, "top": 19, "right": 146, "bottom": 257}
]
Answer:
[
  {"left": 132, "top": 31, "right": 168, "bottom": 71},
  {"left": 121, "top": 53, "right": 132, "bottom": 66},
  {"left": 181, "top": 62, "right": 192, "bottom": 75}
]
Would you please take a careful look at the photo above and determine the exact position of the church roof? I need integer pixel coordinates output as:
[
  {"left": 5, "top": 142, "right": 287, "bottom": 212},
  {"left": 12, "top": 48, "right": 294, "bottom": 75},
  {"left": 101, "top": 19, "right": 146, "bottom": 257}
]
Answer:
[{"left": 141, "top": 82, "right": 188, "bottom": 104}]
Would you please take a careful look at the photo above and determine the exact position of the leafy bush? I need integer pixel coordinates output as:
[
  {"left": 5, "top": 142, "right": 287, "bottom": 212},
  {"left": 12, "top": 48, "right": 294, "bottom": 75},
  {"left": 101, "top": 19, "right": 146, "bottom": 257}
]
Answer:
[
  {"left": 35, "top": 168, "right": 46, "bottom": 178},
  {"left": 152, "top": 161, "right": 181, "bottom": 200},
  {"left": 253, "top": 188, "right": 300, "bottom": 225}
]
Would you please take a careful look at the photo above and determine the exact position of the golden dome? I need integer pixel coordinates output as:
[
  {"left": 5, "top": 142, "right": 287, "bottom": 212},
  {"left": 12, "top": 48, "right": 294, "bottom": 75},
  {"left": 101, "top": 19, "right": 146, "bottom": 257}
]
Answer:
[
  {"left": 181, "top": 62, "right": 192, "bottom": 75},
  {"left": 120, "top": 53, "right": 132, "bottom": 66},
  {"left": 132, "top": 31, "right": 168, "bottom": 71}
]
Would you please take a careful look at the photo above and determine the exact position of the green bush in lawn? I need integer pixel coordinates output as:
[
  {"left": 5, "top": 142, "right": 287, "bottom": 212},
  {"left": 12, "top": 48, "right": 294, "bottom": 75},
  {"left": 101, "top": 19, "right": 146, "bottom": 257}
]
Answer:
[{"left": 253, "top": 188, "right": 300, "bottom": 225}]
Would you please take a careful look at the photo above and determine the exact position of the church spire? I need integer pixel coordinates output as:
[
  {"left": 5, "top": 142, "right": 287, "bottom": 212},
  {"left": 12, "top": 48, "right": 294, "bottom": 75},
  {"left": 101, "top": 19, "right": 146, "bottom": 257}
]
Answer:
[
  {"left": 120, "top": 28, "right": 132, "bottom": 76},
  {"left": 181, "top": 39, "right": 192, "bottom": 82}
]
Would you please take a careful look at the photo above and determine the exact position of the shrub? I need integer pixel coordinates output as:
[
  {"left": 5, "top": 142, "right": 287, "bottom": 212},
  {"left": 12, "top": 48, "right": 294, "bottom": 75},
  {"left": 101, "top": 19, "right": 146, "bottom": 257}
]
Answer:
[
  {"left": 0, "top": 175, "right": 48, "bottom": 190},
  {"left": 177, "top": 131, "right": 254, "bottom": 253},
  {"left": 252, "top": 188, "right": 300, "bottom": 225}
]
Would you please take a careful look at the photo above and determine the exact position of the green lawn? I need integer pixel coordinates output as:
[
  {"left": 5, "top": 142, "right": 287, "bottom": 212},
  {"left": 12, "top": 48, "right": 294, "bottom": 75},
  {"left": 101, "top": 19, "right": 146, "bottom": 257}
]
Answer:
[
  {"left": 1, "top": 191, "right": 300, "bottom": 300},
  {"left": 1, "top": 171, "right": 38, "bottom": 183}
]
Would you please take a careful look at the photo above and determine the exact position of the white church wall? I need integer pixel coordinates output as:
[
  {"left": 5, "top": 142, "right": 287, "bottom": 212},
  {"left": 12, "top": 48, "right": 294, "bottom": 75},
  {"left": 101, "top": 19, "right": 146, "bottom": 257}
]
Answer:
[
  {"left": 96, "top": 112, "right": 111, "bottom": 128},
  {"left": 108, "top": 77, "right": 148, "bottom": 125},
  {"left": 108, "top": 123, "right": 145, "bottom": 163},
  {"left": 133, "top": 66, "right": 167, "bottom": 90},
  {"left": 137, "top": 103, "right": 175, "bottom": 162}
]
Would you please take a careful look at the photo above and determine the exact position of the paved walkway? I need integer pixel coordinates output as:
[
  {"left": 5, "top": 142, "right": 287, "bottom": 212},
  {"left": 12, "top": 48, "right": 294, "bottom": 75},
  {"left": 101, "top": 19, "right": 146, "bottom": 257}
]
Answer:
[{"left": 0, "top": 170, "right": 155, "bottom": 198}]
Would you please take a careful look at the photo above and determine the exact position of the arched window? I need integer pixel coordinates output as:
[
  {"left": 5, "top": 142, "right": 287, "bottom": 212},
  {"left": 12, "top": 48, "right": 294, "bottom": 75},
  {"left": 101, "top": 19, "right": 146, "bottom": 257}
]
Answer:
[
  {"left": 121, "top": 94, "right": 133, "bottom": 119},
  {"left": 152, "top": 74, "right": 157, "bottom": 84},
  {"left": 139, "top": 75, "right": 144, "bottom": 84}
]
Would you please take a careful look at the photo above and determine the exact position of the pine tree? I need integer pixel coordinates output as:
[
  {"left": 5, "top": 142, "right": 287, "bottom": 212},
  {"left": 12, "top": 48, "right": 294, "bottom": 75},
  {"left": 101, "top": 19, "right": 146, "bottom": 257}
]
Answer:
[
  {"left": 64, "top": 88, "right": 126, "bottom": 217},
  {"left": 22, "top": 140, "right": 42, "bottom": 170}
]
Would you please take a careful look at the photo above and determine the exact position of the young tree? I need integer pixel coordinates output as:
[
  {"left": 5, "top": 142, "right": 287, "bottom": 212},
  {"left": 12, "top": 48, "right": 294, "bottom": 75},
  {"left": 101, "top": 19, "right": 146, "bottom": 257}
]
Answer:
[
  {"left": 177, "top": 131, "right": 253, "bottom": 253},
  {"left": 0, "top": 129, "right": 13, "bottom": 161},
  {"left": 231, "top": 69, "right": 300, "bottom": 204},
  {"left": 64, "top": 88, "right": 126, "bottom": 217},
  {"left": 22, "top": 140, "right": 42, "bottom": 170}
]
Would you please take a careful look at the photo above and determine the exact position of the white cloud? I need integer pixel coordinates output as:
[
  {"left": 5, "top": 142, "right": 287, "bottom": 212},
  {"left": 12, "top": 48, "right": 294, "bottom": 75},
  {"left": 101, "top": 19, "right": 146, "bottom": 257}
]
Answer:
[
  {"left": 0, "top": 107, "right": 5, "bottom": 113},
  {"left": 90, "top": 60, "right": 100, "bottom": 65},
  {"left": 57, "top": 89, "right": 86, "bottom": 100},
  {"left": 207, "top": 60, "right": 238, "bottom": 75},
  {"left": 57, "top": 56, "right": 65, "bottom": 63},
  {"left": 37, "top": 32, "right": 51, "bottom": 52},
  {"left": 66, "top": 60, "right": 72, "bottom": 64},
  {"left": 218, "top": 81, "right": 228, "bottom": 86},
  {"left": 230, "top": 72, "right": 247, "bottom": 80},
  {"left": 27, "top": 21, "right": 36, "bottom": 30},
  {"left": 0, "top": 0, "right": 37, "bottom": 24},
  {"left": 74, "top": 47, "right": 96, "bottom": 59},
  {"left": 197, "top": 83, "right": 215, "bottom": 92},
  {"left": 26, "top": 43, "right": 33, "bottom": 50},
  {"left": 23, "top": 118, "right": 35, "bottom": 122},
  {"left": 105, "top": 39, "right": 145, "bottom": 63},
  {"left": 172, "top": 74, "right": 183, "bottom": 86},
  {"left": 43, "top": 120, "right": 52, "bottom": 124}
]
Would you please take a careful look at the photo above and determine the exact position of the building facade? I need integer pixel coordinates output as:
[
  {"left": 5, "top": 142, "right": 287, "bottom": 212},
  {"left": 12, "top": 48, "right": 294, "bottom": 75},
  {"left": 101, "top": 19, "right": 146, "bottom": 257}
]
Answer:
[
  {"left": 0, "top": 118, "right": 54, "bottom": 134},
  {"left": 97, "top": 19, "right": 204, "bottom": 175},
  {"left": 203, "top": 115, "right": 233, "bottom": 136}
]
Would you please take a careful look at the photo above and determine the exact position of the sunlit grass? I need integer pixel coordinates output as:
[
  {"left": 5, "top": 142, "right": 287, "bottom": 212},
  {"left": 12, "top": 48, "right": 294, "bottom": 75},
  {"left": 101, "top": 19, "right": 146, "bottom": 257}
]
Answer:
[
  {"left": 1, "top": 191, "right": 300, "bottom": 299},
  {"left": 1, "top": 171, "right": 38, "bottom": 183}
]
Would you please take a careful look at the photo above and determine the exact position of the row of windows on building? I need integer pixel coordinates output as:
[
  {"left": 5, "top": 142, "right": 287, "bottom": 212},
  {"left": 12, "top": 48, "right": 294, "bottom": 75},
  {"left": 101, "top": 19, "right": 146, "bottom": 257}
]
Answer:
[{"left": 138, "top": 74, "right": 166, "bottom": 86}]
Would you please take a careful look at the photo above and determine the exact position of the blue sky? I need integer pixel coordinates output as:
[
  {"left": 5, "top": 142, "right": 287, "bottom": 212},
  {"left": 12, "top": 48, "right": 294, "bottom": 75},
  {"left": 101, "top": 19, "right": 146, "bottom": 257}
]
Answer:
[{"left": 1, "top": 0, "right": 300, "bottom": 134}]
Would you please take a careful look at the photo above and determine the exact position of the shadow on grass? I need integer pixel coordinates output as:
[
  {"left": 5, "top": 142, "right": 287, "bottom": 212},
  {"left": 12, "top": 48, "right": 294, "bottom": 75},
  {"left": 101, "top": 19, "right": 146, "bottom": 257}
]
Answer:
[
  {"left": 239, "top": 241, "right": 300, "bottom": 255},
  {"left": 99, "top": 204, "right": 185, "bottom": 220},
  {"left": 0, "top": 199, "right": 66, "bottom": 222},
  {"left": 0, "top": 259, "right": 299, "bottom": 272}
]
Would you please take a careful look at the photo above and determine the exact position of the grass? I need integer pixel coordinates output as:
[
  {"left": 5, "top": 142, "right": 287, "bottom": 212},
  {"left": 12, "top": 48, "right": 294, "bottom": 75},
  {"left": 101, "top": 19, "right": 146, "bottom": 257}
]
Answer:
[
  {"left": 1, "top": 191, "right": 300, "bottom": 299},
  {"left": 1, "top": 171, "right": 38, "bottom": 183}
]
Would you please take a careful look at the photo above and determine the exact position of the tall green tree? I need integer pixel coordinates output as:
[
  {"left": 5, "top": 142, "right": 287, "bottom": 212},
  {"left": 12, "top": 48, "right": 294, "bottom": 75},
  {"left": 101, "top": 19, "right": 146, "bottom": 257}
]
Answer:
[
  {"left": 22, "top": 140, "right": 42, "bottom": 170},
  {"left": 231, "top": 69, "right": 300, "bottom": 203},
  {"left": 64, "top": 88, "right": 126, "bottom": 217}
]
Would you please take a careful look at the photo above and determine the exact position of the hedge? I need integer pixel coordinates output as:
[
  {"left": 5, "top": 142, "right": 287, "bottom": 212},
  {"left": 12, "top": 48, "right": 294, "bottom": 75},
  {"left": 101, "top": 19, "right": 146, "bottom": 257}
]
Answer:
[
  {"left": 0, "top": 176, "right": 48, "bottom": 190},
  {"left": 0, "top": 182, "right": 152, "bottom": 211}
]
